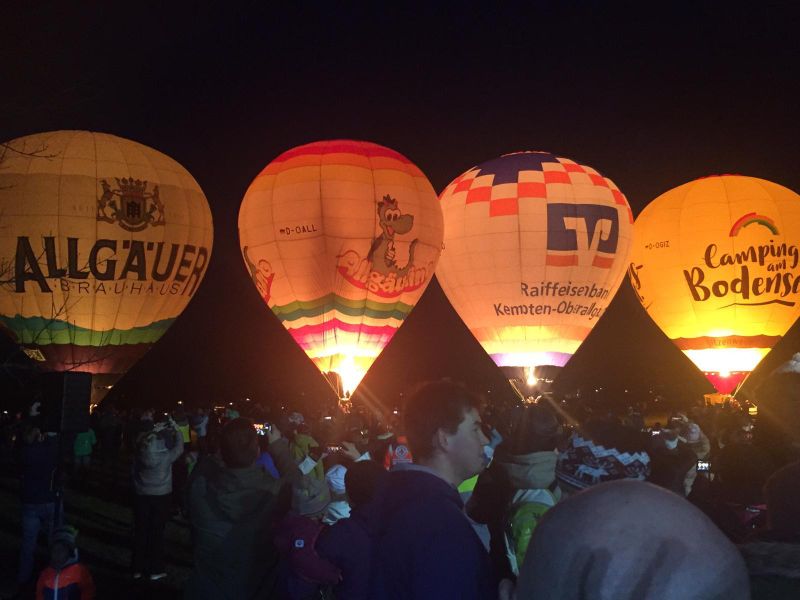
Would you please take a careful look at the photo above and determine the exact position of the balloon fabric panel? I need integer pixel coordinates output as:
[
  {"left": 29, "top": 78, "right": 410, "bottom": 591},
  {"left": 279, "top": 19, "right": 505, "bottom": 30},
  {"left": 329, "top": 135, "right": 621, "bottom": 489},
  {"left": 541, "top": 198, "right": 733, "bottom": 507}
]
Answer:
[
  {"left": 437, "top": 151, "right": 632, "bottom": 370},
  {"left": 238, "top": 140, "right": 442, "bottom": 394},
  {"left": 0, "top": 131, "right": 214, "bottom": 376},
  {"left": 630, "top": 175, "right": 800, "bottom": 392}
]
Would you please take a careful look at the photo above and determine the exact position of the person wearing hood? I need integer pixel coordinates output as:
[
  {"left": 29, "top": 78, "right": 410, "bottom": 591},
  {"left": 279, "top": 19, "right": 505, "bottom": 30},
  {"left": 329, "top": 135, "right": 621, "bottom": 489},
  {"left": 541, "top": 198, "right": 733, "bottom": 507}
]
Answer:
[
  {"left": 468, "top": 404, "right": 563, "bottom": 580},
  {"left": 514, "top": 479, "right": 750, "bottom": 600},
  {"left": 36, "top": 525, "right": 95, "bottom": 599},
  {"left": 183, "top": 417, "right": 302, "bottom": 599},
  {"left": 131, "top": 415, "right": 184, "bottom": 580},
  {"left": 740, "top": 460, "right": 800, "bottom": 598},
  {"left": 368, "top": 380, "right": 495, "bottom": 600}
]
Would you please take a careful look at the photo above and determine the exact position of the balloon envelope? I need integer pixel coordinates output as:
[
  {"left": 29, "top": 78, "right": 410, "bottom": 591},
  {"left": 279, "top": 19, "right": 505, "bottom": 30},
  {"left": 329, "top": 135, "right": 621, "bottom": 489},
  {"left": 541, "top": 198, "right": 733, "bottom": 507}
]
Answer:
[
  {"left": 0, "top": 131, "right": 214, "bottom": 401},
  {"left": 437, "top": 151, "right": 633, "bottom": 373},
  {"left": 238, "top": 140, "right": 443, "bottom": 395},
  {"left": 629, "top": 175, "right": 800, "bottom": 393}
]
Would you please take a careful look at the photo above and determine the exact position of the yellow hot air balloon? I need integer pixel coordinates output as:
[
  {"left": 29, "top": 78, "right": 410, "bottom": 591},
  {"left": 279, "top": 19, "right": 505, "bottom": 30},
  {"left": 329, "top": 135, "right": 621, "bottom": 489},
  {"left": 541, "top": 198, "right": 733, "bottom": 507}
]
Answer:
[
  {"left": 0, "top": 131, "right": 214, "bottom": 403},
  {"left": 238, "top": 140, "right": 443, "bottom": 398},
  {"left": 437, "top": 151, "right": 633, "bottom": 390},
  {"left": 630, "top": 175, "right": 800, "bottom": 395}
]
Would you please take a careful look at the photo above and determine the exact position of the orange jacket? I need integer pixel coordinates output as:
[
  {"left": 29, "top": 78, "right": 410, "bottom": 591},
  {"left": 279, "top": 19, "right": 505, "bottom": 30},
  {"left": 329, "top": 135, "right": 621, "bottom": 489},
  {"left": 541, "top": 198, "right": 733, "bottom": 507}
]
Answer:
[{"left": 36, "top": 562, "right": 95, "bottom": 600}]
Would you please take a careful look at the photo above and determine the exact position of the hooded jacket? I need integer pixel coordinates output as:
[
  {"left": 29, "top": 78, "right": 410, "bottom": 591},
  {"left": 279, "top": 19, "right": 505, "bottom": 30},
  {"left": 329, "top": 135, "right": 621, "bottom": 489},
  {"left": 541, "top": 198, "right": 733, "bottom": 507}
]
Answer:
[
  {"left": 36, "top": 554, "right": 95, "bottom": 600},
  {"left": 516, "top": 480, "right": 750, "bottom": 600},
  {"left": 369, "top": 466, "right": 495, "bottom": 600},
  {"left": 499, "top": 450, "right": 560, "bottom": 574},
  {"left": 183, "top": 438, "right": 301, "bottom": 600},
  {"left": 317, "top": 507, "right": 372, "bottom": 600},
  {"left": 468, "top": 447, "right": 560, "bottom": 579},
  {"left": 132, "top": 428, "right": 184, "bottom": 496}
]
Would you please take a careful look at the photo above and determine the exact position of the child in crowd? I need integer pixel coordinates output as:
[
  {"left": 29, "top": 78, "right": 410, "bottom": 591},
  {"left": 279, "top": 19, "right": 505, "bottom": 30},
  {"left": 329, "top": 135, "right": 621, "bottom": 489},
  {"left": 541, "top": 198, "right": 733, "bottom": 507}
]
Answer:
[{"left": 36, "top": 525, "right": 95, "bottom": 599}]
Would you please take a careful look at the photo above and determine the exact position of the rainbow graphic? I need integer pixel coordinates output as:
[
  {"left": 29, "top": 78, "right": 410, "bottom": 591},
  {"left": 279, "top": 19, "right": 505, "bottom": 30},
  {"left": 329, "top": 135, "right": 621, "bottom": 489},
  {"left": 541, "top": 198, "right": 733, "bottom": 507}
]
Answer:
[{"left": 729, "top": 212, "right": 779, "bottom": 236}]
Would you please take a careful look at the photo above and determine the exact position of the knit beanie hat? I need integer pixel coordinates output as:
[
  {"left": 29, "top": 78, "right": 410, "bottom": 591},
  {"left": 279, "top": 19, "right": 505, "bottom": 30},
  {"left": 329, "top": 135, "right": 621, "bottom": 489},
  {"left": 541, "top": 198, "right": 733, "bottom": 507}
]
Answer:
[
  {"left": 557, "top": 424, "right": 650, "bottom": 492},
  {"left": 51, "top": 525, "right": 77, "bottom": 550}
]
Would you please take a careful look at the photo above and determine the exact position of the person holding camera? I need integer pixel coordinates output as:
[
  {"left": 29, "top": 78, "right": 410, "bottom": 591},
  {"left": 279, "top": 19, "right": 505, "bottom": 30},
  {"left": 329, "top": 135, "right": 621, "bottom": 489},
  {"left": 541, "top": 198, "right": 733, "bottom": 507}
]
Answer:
[
  {"left": 130, "top": 414, "right": 184, "bottom": 581},
  {"left": 183, "top": 417, "right": 302, "bottom": 599}
]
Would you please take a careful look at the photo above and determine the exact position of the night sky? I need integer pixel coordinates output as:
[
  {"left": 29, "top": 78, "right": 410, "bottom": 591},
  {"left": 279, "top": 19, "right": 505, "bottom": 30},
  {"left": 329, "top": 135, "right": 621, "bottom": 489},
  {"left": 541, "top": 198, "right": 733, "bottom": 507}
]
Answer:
[{"left": 1, "top": 3, "right": 799, "bottom": 409}]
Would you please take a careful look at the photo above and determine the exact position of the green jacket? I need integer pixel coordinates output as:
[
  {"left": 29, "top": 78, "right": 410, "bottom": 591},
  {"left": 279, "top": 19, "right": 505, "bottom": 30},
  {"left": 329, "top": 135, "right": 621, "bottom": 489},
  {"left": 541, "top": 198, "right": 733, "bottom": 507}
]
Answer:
[
  {"left": 184, "top": 438, "right": 301, "bottom": 599},
  {"left": 73, "top": 429, "right": 96, "bottom": 457}
]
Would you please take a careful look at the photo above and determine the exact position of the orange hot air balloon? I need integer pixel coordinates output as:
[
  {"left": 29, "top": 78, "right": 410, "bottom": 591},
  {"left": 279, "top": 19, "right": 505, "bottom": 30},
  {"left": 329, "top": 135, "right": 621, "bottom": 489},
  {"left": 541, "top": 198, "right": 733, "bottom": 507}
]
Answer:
[
  {"left": 238, "top": 140, "right": 443, "bottom": 398},
  {"left": 0, "top": 131, "right": 214, "bottom": 403},
  {"left": 629, "top": 175, "right": 800, "bottom": 394},
  {"left": 437, "top": 151, "right": 633, "bottom": 389}
]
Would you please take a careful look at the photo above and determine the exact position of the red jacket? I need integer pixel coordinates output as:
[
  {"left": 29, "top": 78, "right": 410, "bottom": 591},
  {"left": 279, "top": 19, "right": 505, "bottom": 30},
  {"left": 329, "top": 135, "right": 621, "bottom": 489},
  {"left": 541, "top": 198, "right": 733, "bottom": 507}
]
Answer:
[{"left": 36, "top": 562, "right": 95, "bottom": 600}]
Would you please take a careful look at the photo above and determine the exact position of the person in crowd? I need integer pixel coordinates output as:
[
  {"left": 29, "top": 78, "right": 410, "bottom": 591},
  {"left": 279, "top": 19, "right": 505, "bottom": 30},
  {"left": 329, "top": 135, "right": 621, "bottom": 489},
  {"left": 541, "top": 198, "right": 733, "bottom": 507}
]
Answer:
[
  {"left": 72, "top": 427, "right": 96, "bottom": 481},
  {"left": 369, "top": 379, "right": 496, "bottom": 599},
  {"left": 274, "top": 476, "right": 341, "bottom": 598},
  {"left": 468, "top": 404, "right": 563, "bottom": 579},
  {"left": 556, "top": 417, "right": 651, "bottom": 495},
  {"left": 174, "top": 409, "right": 193, "bottom": 450},
  {"left": 647, "top": 428, "right": 698, "bottom": 496},
  {"left": 183, "top": 417, "right": 301, "bottom": 599},
  {"left": 715, "top": 420, "right": 774, "bottom": 506},
  {"left": 255, "top": 431, "right": 280, "bottom": 478},
  {"left": 17, "top": 426, "right": 60, "bottom": 588},
  {"left": 289, "top": 413, "right": 325, "bottom": 480},
  {"left": 131, "top": 415, "right": 184, "bottom": 581},
  {"left": 739, "top": 460, "right": 800, "bottom": 598},
  {"left": 322, "top": 463, "right": 351, "bottom": 525},
  {"left": 514, "top": 480, "right": 750, "bottom": 600},
  {"left": 35, "top": 525, "right": 95, "bottom": 600},
  {"left": 317, "top": 460, "right": 388, "bottom": 600},
  {"left": 679, "top": 420, "right": 711, "bottom": 460},
  {"left": 190, "top": 407, "right": 209, "bottom": 453}
]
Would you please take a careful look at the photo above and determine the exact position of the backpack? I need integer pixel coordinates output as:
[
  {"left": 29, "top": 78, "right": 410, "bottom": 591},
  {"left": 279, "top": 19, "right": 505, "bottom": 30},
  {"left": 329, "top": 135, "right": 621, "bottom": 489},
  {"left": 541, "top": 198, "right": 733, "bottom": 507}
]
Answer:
[{"left": 504, "top": 489, "right": 557, "bottom": 575}]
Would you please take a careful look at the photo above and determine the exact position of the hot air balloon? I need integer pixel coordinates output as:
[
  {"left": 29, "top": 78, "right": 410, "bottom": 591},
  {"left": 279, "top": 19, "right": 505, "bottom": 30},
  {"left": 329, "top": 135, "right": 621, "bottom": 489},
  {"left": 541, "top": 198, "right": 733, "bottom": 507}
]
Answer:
[
  {"left": 629, "top": 175, "right": 800, "bottom": 395},
  {"left": 0, "top": 131, "right": 214, "bottom": 404},
  {"left": 437, "top": 151, "right": 633, "bottom": 395},
  {"left": 238, "top": 140, "right": 443, "bottom": 401}
]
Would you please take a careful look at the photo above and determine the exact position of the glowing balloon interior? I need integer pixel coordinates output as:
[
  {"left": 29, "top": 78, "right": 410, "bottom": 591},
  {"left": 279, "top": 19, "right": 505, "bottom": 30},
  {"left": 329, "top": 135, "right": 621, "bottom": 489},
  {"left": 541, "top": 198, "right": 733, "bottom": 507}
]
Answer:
[
  {"left": 629, "top": 175, "right": 800, "bottom": 394},
  {"left": 238, "top": 140, "right": 443, "bottom": 395},
  {"left": 437, "top": 151, "right": 633, "bottom": 373},
  {"left": 0, "top": 131, "right": 214, "bottom": 402}
]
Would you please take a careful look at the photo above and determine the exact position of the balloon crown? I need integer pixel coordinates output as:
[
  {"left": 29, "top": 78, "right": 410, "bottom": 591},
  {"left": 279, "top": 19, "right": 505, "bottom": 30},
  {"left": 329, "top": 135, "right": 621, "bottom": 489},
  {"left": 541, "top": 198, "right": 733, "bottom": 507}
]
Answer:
[{"left": 116, "top": 177, "right": 149, "bottom": 195}]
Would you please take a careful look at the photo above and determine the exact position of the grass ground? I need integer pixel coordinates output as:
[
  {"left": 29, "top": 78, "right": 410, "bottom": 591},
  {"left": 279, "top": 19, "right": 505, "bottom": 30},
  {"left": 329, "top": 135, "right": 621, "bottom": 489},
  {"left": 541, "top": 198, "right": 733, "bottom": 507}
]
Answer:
[{"left": 0, "top": 450, "right": 192, "bottom": 599}]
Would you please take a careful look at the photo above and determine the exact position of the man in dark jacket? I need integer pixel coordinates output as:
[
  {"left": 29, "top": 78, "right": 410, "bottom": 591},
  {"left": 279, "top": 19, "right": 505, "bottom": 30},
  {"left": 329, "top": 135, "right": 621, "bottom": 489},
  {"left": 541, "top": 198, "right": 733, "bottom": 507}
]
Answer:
[
  {"left": 369, "top": 380, "right": 495, "bottom": 600},
  {"left": 184, "top": 417, "right": 302, "bottom": 599},
  {"left": 17, "top": 425, "right": 60, "bottom": 586},
  {"left": 317, "top": 460, "right": 388, "bottom": 599}
]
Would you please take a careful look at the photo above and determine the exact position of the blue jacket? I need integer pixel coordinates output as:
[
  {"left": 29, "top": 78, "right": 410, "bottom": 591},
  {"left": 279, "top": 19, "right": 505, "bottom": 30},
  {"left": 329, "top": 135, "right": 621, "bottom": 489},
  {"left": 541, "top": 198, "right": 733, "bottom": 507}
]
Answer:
[
  {"left": 368, "top": 467, "right": 496, "bottom": 600},
  {"left": 317, "top": 507, "right": 372, "bottom": 600},
  {"left": 19, "top": 436, "right": 59, "bottom": 504}
]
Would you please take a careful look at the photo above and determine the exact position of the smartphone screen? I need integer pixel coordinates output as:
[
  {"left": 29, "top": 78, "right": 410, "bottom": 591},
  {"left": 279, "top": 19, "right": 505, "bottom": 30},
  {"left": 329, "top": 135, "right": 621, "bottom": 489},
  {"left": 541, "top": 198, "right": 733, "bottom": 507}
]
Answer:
[{"left": 697, "top": 460, "right": 711, "bottom": 472}]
